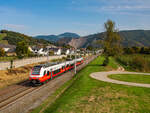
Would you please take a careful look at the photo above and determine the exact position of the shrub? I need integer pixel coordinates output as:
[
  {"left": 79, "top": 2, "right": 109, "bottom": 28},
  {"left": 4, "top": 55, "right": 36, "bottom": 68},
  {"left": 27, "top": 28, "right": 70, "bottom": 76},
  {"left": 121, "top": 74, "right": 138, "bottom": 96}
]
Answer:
[
  {"left": 0, "top": 48, "right": 5, "bottom": 57},
  {"left": 102, "top": 56, "right": 109, "bottom": 66},
  {"left": 115, "top": 54, "right": 150, "bottom": 72}
]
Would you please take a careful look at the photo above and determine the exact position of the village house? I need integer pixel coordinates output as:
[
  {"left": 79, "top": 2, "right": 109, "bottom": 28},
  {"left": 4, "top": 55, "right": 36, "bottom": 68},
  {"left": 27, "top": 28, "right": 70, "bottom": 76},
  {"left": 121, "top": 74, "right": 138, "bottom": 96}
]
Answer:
[
  {"left": 0, "top": 44, "right": 16, "bottom": 56},
  {"left": 29, "top": 46, "right": 48, "bottom": 56},
  {"left": 49, "top": 48, "right": 61, "bottom": 55},
  {"left": 61, "top": 48, "right": 71, "bottom": 55}
]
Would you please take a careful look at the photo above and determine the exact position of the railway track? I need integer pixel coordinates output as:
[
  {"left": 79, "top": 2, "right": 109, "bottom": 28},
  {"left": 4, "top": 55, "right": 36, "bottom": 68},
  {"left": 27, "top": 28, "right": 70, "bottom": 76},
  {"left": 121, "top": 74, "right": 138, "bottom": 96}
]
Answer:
[
  {"left": 0, "top": 81, "right": 31, "bottom": 103},
  {"left": 0, "top": 55, "right": 99, "bottom": 113}
]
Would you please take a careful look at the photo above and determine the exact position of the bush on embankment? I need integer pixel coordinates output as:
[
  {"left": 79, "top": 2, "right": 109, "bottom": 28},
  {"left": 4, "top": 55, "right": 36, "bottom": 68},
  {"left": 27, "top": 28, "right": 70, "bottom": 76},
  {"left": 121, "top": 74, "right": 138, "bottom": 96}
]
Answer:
[
  {"left": 115, "top": 54, "right": 150, "bottom": 72},
  {"left": 102, "top": 56, "right": 109, "bottom": 66}
]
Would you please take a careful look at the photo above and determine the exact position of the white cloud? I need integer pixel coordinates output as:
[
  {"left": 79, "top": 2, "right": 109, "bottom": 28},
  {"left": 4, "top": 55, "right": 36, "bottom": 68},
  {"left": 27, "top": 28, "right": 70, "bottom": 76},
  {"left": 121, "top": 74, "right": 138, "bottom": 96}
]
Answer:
[
  {"left": 70, "top": 0, "right": 150, "bottom": 16},
  {"left": 1, "top": 24, "right": 27, "bottom": 30},
  {"left": 101, "top": 5, "right": 150, "bottom": 11}
]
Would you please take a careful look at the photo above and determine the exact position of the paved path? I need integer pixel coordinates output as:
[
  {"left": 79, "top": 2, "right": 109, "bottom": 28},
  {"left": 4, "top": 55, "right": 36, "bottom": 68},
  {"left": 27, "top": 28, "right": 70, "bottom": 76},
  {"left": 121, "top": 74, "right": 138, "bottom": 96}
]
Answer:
[{"left": 90, "top": 71, "right": 150, "bottom": 88}]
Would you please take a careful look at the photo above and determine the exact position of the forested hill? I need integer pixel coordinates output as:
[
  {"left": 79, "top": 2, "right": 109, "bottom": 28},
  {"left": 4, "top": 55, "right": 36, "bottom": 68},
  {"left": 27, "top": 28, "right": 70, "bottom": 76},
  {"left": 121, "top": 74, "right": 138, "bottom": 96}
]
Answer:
[
  {"left": 119, "top": 30, "right": 150, "bottom": 47},
  {"left": 0, "top": 30, "right": 51, "bottom": 46},
  {"left": 35, "top": 32, "right": 80, "bottom": 42}
]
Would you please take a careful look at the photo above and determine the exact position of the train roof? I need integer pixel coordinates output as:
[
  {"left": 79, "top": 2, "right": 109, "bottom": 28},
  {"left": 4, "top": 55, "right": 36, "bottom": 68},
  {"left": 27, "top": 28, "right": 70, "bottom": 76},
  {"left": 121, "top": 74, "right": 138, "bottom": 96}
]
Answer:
[
  {"left": 33, "top": 57, "right": 83, "bottom": 69},
  {"left": 36, "top": 62, "right": 60, "bottom": 68}
]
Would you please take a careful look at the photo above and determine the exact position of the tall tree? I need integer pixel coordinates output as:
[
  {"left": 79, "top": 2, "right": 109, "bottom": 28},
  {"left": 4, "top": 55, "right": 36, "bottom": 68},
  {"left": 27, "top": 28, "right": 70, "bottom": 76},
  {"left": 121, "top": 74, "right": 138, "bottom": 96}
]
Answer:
[
  {"left": 16, "top": 41, "right": 30, "bottom": 58},
  {"left": 103, "top": 20, "right": 122, "bottom": 56}
]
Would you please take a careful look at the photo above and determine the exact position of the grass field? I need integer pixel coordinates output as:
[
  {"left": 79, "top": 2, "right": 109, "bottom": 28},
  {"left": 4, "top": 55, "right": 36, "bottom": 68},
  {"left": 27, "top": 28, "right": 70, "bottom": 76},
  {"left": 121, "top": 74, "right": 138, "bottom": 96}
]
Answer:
[
  {"left": 33, "top": 56, "right": 150, "bottom": 113},
  {"left": 109, "top": 74, "right": 150, "bottom": 84}
]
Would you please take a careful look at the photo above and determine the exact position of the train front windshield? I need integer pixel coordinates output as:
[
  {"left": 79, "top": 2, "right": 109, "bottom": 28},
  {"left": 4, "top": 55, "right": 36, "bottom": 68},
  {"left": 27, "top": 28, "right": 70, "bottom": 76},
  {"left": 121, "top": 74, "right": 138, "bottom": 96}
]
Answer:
[{"left": 32, "top": 66, "right": 41, "bottom": 75}]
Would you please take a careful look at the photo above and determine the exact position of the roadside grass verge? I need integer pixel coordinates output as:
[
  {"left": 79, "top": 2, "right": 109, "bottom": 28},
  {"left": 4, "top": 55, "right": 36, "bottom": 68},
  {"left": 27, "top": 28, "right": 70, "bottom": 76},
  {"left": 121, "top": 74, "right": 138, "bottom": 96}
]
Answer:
[
  {"left": 41, "top": 55, "right": 150, "bottom": 113},
  {"left": 109, "top": 74, "right": 150, "bottom": 84}
]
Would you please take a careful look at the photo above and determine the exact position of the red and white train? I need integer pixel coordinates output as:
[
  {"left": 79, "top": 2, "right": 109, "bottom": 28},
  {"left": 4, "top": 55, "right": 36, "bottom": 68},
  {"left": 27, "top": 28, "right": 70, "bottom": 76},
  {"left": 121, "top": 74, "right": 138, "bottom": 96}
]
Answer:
[{"left": 29, "top": 57, "right": 84, "bottom": 84}]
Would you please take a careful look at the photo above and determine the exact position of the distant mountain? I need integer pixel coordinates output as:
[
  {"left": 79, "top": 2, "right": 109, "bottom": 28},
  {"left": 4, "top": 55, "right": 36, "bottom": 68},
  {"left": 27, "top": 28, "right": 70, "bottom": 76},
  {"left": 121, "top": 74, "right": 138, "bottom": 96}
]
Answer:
[
  {"left": 57, "top": 37, "right": 74, "bottom": 46},
  {"left": 58, "top": 32, "right": 80, "bottom": 38},
  {"left": 36, "top": 35, "right": 58, "bottom": 42},
  {"left": 68, "top": 30, "right": 150, "bottom": 48},
  {"left": 35, "top": 32, "right": 80, "bottom": 42},
  {"left": 119, "top": 30, "right": 150, "bottom": 47},
  {"left": 0, "top": 30, "right": 52, "bottom": 46}
]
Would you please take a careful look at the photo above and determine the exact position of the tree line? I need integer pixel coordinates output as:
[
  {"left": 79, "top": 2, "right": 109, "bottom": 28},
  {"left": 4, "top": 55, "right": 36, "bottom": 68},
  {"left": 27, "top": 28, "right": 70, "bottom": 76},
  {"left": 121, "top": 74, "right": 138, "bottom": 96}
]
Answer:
[{"left": 123, "top": 47, "right": 150, "bottom": 54}]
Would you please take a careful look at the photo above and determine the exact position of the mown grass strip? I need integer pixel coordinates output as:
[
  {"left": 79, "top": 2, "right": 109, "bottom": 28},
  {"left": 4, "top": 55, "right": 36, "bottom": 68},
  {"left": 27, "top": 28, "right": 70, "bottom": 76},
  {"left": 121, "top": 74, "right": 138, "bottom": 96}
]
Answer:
[{"left": 109, "top": 74, "right": 150, "bottom": 84}]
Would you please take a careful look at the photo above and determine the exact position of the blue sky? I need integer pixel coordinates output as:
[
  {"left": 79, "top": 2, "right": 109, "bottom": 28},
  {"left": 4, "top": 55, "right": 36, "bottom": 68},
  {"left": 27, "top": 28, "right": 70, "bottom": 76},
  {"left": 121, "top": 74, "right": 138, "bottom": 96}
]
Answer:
[{"left": 0, "top": 0, "right": 150, "bottom": 36}]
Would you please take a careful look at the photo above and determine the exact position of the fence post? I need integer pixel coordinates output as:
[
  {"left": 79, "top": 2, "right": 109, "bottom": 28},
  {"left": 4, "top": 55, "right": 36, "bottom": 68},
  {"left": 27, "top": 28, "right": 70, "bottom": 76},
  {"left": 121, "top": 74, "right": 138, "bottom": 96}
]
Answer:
[{"left": 10, "top": 60, "right": 13, "bottom": 69}]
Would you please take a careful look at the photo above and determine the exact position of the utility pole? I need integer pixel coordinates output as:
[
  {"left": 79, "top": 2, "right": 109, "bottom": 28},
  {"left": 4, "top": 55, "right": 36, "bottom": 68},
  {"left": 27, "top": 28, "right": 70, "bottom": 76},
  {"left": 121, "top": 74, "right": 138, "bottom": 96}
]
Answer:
[
  {"left": 68, "top": 40, "right": 77, "bottom": 75},
  {"left": 70, "top": 49, "right": 71, "bottom": 59},
  {"left": 47, "top": 50, "right": 49, "bottom": 63},
  {"left": 74, "top": 49, "right": 77, "bottom": 74}
]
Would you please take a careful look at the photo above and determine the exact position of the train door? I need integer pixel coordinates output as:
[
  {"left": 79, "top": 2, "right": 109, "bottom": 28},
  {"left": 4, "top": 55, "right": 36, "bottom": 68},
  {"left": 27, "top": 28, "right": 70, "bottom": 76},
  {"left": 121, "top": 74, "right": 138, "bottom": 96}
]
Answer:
[
  {"left": 62, "top": 66, "right": 65, "bottom": 73},
  {"left": 47, "top": 70, "right": 51, "bottom": 80}
]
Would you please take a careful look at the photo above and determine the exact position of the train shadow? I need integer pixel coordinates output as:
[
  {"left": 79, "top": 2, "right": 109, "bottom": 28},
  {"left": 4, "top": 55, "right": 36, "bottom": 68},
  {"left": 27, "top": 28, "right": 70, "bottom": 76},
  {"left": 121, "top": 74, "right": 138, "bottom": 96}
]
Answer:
[{"left": 16, "top": 80, "right": 38, "bottom": 87}]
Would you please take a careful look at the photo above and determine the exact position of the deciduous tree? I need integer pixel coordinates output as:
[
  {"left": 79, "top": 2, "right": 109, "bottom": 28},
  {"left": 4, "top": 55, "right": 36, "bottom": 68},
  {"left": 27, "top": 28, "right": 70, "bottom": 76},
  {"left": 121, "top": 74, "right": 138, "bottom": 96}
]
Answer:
[
  {"left": 102, "top": 20, "right": 122, "bottom": 56},
  {"left": 16, "top": 41, "right": 30, "bottom": 58}
]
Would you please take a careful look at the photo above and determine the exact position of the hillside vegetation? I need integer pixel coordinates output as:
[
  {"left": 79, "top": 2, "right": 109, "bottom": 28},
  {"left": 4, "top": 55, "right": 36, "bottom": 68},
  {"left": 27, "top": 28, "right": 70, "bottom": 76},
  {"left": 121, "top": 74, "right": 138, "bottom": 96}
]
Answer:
[
  {"left": 0, "top": 30, "right": 51, "bottom": 46},
  {"left": 68, "top": 30, "right": 150, "bottom": 48},
  {"left": 35, "top": 32, "right": 80, "bottom": 42}
]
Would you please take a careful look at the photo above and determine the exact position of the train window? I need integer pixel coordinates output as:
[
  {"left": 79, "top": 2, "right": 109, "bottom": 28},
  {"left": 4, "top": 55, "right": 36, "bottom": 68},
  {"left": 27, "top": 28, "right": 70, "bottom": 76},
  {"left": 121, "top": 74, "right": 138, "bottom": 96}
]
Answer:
[
  {"left": 47, "top": 71, "right": 50, "bottom": 76},
  {"left": 62, "top": 66, "right": 65, "bottom": 69},
  {"left": 54, "top": 70, "right": 57, "bottom": 74},
  {"left": 43, "top": 71, "right": 46, "bottom": 76},
  {"left": 32, "top": 66, "right": 41, "bottom": 75},
  {"left": 53, "top": 69, "right": 61, "bottom": 74},
  {"left": 57, "top": 69, "right": 59, "bottom": 72}
]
